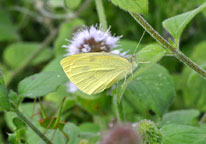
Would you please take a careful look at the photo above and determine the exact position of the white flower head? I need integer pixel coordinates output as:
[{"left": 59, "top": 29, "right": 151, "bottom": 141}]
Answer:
[
  {"left": 63, "top": 25, "right": 125, "bottom": 93},
  {"left": 63, "top": 25, "right": 122, "bottom": 56}
]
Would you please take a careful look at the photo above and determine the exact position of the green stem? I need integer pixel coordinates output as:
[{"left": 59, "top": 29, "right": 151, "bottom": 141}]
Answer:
[
  {"left": 7, "top": 29, "right": 58, "bottom": 86},
  {"left": 95, "top": 0, "right": 108, "bottom": 31},
  {"left": 113, "top": 94, "right": 122, "bottom": 123},
  {"left": 131, "top": 13, "right": 206, "bottom": 78},
  {"left": 14, "top": 108, "right": 52, "bottom": 144}
]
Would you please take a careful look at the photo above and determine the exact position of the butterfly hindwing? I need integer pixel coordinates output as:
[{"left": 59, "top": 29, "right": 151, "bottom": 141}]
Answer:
[{"left": 61, "top": 53, "right": 132, "bottom": 95}]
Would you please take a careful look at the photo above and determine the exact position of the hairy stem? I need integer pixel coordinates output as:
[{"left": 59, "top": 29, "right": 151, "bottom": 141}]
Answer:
[
  {"left": 131, "top": 13, "right": 206, "bottom": 78},
  {"left": 14, "top": 108, "right": 52, "bottom": 144},
  {"left": 7, "top": 29, "right": 58, "bottom": 86},
  {"left": 95, "top": 0, "right": 108, "bottom": 31}
]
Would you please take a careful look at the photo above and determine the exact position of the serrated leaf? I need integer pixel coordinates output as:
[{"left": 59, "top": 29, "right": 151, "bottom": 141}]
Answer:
[
  {"left": 111, "top": 0, "right": 148, "bottom": 14},
  {"left": 162, "top": 124, "right": 206, "bottom": 144},
  {"left": 18, "top": 71, "right": 67, "bottom": 98},
  {"left": 3, "top": 43, "right": 52, "bottom": 69},
  {"left": 64, "top": 0, "right": 82, "bottom": 9},
  {"left": 160, "top": 109, "right": 200, "bottom": 126},
  {"left": 54, "top": 19, "right": 85, "bottom": 56},
  {"left": 162, "top": 2, "right": 206, "bottom": 44}
]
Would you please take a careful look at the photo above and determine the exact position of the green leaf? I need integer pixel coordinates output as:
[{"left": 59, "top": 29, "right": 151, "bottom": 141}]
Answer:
[
  {"left": 43, "top": 56, "right": 64, "bottom": 72},
  {"left": 38, "top": 130, "right": 66, "bottom": 144},
  {"left": 13, "top": 117, "right": 26, "bottom": 129},
  {"left": 162, "top": 2, "right": 206, "bottom": 44},
  {"left": 63, "top": 123, "right": 80, "bottom": 144},
  {"left": 54, "top": 19, "right": 85, "bottom": 56},
  {"left": 0, "top": 8, "right": 19, "bottom": 41},
  {"left": 111, "top": 0, "right": 148, "bottom": 14},
  {"left": 64, "top": 0, "right": 82, "bottom": 9},
  {"left": 0, "top": 72, "right": 10, "bottom": 110},
  {"left": 124, "top": 64, "right": 175, "bottom": 117},
  {"left": 182, "top": 41, "right": 206, "bottom": 110},
  {"left": 160, "top": 109, "right": 200, "bottom": 126},
  {"left": 18, "top": 71, "right": 67, "bottom": 98},
  {"left": 3, "top": 43, "right": 53, "bottom": 69},
  {"left": 162, "top": 124, "right": 206, "bottom": 144},
  {"left": 116, "top": 44, "right": 166, "bottom": 102},
  {"left": 76, "top": 91, "right": 112, "bottom": 115}
]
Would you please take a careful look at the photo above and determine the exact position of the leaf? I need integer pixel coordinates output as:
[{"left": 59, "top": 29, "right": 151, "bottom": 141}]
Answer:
[
  {"left": 54, "top": 19, "right": 85, "bottom": 56},
  {"left": 63, "top": 123, "right": 80, "bottom": 144},
  {"left": 0, "top": 8, "right": 19, "bottom": 41},
  {"left": 162, "top": 2, "right": 206, "bottom": 44},
  {"left": 116, "top": 44, "right": 166, "bottom": 102},
  {"left": 76, "top": 91, "right": 112, "bottom": 115},
  {"left": 43, "top": 56, "right": 64, "bottom": 72},
  {"left": 182, "top": 41, "right": 206, "bottom": 110},
  {"left": 18, "top": 71, "right": 67, "bottom": 98},
  {"left": 124, "top": 64, "right": 175, "bottom": 117},
  {"left": 64, "top": 0, "right": 82, "bottom": 9},
  {"left": 3, "top": 42, "right": 52, "bottom": 69},
  {"left": 0, "top": 72, "right": 10, "bottom": 110},
  {"left": 160, "top": 109, "right": 200, "bottom": 126},
  {"left": 162, "top": 124, "right": 206, "bottom": 144},
  {"left": 111, "top": 0, "right": 148, "bottom": 14},
  {"left": 38, "top": 130, "right": 66, "bottom": 144}
]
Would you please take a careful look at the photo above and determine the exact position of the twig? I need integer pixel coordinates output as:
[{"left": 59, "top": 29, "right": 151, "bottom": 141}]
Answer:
[
  {"left": 14, "top": 108, "right": 52, "bottom": 144},
  {"left": 7, "top": 29, "right": 58, "bottom": 86},
  {"left": 131, "top": 13, "right": 206, "bottom": 78}
]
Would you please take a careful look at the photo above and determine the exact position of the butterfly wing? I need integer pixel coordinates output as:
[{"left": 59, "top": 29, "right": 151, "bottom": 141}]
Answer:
[{"left": 61, "top": 53, "right": 132, "bottom": 95}]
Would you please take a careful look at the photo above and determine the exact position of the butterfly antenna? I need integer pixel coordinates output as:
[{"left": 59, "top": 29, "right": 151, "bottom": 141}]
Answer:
[{"left": 133, "top": 30, "right": 146, "bottom": 55}]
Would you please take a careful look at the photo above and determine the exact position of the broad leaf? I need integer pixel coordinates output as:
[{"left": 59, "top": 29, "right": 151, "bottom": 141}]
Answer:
[
  {"left": 76, "top": 91, "right": 111, "bottom": 115},
  {"left": 162, "top": 124, "right": 206, "bottom": 144},
  {"left": 111, "top": 0, "right": 148, "bottom": 14},
  {"left": 162, "top": 2, "right": 206, "bottom": 45},
  {"left": 182, "top": 41, "right": 206, "bottom": 110},
  {"left": 18, "top": 71, "right": 67, "bottom": 98},
  {"left": 63, "top": 123, "right": 80, "bottom": 144},
  {"left": 160, "top": 109, "right": 200, "bottom": 126},
  {"left": 3, "top": 43, "right": 52, "bottom": 69},
  {"left": 124, "top": 64, "right": 175, "bottom": 117},
  {"left": 117, "top": 44, "right": 166, "bottom": 102}
]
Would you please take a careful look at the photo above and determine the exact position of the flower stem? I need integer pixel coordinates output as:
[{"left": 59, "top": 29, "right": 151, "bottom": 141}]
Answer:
[
  {"left": 14, "top": 108, "right": 52, "bottom": 144},
  {"left": 113, "top": 94, "right": 122, "bottom": 123},
  {"left": 95, "top": 0, "right": 108, "bottom": 31},
  {"left": 131, "top": 13, "right": 206, "bottom": 78}
]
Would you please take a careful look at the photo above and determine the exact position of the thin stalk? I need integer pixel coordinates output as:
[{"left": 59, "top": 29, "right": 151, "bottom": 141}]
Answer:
[
  {"left": 131, "top": 13, "right": 206, "bottom": 78},
  {"left": 113, "top": 94, "right": 122, "bottom": 123},
  {"left": 7, "top": 29, "right": 58, "bottom": 86},
  {"left": 95, "top": 0, "right": 108, "bottom": 31},
  {"left": 14, "top": 108, "right": 52, "bottom": 144}
]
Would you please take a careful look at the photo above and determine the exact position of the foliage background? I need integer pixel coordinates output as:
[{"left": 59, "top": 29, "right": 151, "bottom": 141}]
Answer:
[{"left": 0, "top": 0, "right": 206, "bottom": 143}]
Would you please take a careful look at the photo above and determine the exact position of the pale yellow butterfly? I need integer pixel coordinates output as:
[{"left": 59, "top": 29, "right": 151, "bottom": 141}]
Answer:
[{"left": 60, "top": 52, "right": 136, "bottom": 95}]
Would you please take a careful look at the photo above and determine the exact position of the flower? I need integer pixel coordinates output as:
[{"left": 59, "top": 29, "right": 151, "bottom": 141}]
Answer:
[
  {"left": 63, "top": 25, "right": 124, "bottom": 93},
  {"left": 100, "top": 124, "right": 141, "bottom": 144}
]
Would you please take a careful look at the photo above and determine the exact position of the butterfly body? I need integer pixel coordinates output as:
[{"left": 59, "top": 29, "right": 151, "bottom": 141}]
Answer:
[{"left": 61, "top": 53, "right": 135, "bottom": 95}]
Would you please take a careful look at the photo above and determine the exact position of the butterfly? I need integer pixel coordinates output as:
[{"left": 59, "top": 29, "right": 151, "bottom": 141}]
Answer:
[{"left": 60, "top": 52, "right": 137, "bottom": 95}]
